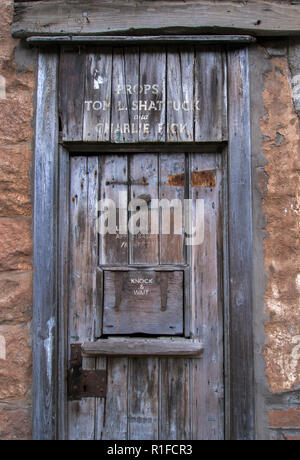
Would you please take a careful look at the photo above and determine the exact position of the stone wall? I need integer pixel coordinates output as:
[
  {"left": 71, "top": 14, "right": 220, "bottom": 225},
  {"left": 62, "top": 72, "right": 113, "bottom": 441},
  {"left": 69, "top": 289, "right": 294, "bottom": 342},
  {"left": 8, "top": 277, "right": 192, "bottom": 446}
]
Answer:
[
  {"left": 250, "top": 41, "right": 300, "bottom": 441},
  {"left": 0, "top": 0, "right": 34, "bottom": 440},
  {"left": 264, "top": 46, "right": 300, "bottom": 440}
]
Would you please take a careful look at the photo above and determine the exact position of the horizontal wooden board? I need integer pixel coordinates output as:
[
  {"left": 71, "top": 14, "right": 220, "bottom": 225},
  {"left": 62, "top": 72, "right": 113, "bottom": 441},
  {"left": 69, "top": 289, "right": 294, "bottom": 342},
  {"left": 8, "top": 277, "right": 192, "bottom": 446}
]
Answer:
[
  {"left": 82, "top": 338, "right": 203, "bottom": 357},
  {"left": 103, "top": 270, "right": 184, "bottom": 336},
  {"left": 27, "top": 35, "right": 256, "bottom": 46},
  {"left": 13, "top": 1, "right": 300, "bottom": 38},
  {"left": 66, "top": 143, "right": 226, "bottom": 154}
]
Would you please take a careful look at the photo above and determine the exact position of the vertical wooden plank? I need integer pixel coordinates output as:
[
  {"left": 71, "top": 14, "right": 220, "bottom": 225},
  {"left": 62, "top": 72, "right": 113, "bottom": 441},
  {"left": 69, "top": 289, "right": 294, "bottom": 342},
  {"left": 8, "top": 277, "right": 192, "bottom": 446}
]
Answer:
[
  {"left": 99, "top": 155, "right": 128, "bottom": 266},
  {"left": 129, "top": 154, "right": 159, "bottom": 265},
  {"left": 57, "top": 146, "right": 70, "bottom": 440},
  {"left": 68, "top": 157, "right": 99, "bottom": 440},
  {"left": 83, "top": 48, "right": 112, "bottom": 142},
  {"left": 159, "top": 153, "right": 186, "bottom": 265},
  {"left": 59, "top": 47, "right": 85, "bottom": 141},
  {"left": 98, "top": 153, "right": 129, "bottom": 440},
  {"left": 195, "top": 49, "right": 227, "bottom": 141},
  {"left": 139, "top": 48, "right": 166, "bottom": 142},
  {"left": 111, "top": 48, "right": 139, "bottom": 143},
  {"left": 159, "top": 153, "right": 190, "bottom": 440},
  {"left": 95, "top": 369, "right": 107, "bottom": 438},
  {"left": 160, "top": 359, "right": 190, "bottom": 440},
  {"left": 129, "top": 359, "right": 159, "bottom": 440},
  {"left": 227, "top": 48, "right": 254, "bottom": 441},
  {"left": 167, "top": 48, "right": 195, "bottom": 142},
  {"left": 99, "top": 358, "right": 128, "bottom": 440},
  {"left": 129, "top": 153, "right": 159, "bottom": 439},
  {"left": 87, "top": 158, "right": 106, "bottom": 442},
  {"left": 221, "top": 148, "right": 231, "bottom": 441},
  {"left": 33, "top": 50, "right": 59, "bottom": 441},
  {"left": 190, "top": 154, "right": 224, "bottom": 440}
]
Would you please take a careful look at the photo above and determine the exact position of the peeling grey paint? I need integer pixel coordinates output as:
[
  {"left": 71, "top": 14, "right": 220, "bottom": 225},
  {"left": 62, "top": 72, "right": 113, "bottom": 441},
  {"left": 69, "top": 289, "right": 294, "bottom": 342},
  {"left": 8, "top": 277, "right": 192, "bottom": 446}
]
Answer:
[
  {"left": 44, "top": 318, "right": 55, "bottom": 384},
  {"left": 288, "top": 39, "right": 300, "bottom": 117}
]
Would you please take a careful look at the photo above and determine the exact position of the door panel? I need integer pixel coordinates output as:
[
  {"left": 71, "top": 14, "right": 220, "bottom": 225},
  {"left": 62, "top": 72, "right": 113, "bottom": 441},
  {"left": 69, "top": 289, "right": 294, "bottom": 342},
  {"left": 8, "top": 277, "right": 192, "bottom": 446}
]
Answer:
[
  {"left": 99, "top": 154, "right": 128, "bottom": 265},
  {"left": 67, "top": 152, "right": 224, "bottom": 440},
  {"left": 160, "top": 153, "right": 186, "bottom": 264},
  {"left": 130, "top": 154, "right": 160, "bottom": 264},
  {"left": 103, "top": 270, "right": 184, "bottom": 336}
]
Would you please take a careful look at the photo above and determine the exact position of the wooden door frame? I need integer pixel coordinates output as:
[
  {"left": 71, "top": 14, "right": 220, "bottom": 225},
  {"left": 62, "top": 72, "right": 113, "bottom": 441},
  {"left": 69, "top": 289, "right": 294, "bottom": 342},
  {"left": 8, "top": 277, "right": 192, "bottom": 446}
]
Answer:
[{"left": 33, "top": 45, "right": 254, "bottom": 440}]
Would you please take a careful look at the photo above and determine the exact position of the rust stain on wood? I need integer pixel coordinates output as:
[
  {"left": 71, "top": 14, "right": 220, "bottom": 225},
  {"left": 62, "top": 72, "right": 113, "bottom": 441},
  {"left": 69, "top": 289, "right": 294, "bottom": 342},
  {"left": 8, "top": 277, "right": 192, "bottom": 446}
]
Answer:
[
  {"left": 167, "top": 173, "right": 185, "bottom": 187},
  {"left": 167, "top": 171, "right": 216, "bottom": 187},
  {"left": 191, "top": 170, "right": 216, "bottom": 188}
]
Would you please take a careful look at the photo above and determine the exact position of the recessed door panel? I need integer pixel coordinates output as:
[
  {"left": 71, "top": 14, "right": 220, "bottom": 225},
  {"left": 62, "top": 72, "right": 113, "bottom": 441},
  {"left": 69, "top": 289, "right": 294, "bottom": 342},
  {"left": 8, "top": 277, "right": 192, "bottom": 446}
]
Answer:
[{"left": 103, "top": 270, "right": 184, "bottom": 336}]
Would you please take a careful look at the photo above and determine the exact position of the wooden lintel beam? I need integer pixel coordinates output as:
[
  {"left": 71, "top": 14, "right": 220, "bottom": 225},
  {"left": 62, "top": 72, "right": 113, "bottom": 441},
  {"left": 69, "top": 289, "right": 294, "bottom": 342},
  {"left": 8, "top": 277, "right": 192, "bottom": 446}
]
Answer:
[{"left": 12, "top": 1, "right": 300, "bottom": 39}]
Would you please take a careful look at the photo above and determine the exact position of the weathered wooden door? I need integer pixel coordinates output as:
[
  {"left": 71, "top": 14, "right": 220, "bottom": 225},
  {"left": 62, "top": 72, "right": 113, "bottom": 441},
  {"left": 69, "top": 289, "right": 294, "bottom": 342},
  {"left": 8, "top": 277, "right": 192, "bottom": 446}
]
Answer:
[
  {"left": 56, "top": 44, "right": 243, "bottom": 440},
  {"left": 66, "top": 151, "right": 223, "bottom": 440}
]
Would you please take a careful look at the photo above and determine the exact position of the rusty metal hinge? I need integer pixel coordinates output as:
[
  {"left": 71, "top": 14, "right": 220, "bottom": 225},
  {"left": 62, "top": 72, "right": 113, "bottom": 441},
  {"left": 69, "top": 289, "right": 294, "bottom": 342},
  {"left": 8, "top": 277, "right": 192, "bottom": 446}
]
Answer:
[{"left": 68, "top": 343, "right": 107, "bottom": 401}]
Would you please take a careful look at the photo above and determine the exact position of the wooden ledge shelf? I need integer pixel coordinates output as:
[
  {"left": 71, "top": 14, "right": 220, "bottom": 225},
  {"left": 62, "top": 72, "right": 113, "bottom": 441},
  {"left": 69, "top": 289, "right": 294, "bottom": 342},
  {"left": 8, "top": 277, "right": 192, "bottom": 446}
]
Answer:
[
  {"left": 82, "top": 337, "right": 203, "bottom": 358},
  {"left": 26, "top": 35, "right": 256, "bottom": 46}
]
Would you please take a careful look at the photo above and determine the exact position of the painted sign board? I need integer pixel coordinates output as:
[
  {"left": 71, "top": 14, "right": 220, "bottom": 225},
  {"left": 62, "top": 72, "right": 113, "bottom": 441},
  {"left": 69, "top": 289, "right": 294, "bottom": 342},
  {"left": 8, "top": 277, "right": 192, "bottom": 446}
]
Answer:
[{"left": 60, "top": 46, "right": 228, "bottom": 143}]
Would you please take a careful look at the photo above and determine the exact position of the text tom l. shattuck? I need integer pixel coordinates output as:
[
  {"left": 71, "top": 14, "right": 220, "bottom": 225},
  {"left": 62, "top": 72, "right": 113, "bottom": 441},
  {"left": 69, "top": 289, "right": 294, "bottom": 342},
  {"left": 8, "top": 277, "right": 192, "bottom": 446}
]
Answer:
[{"left": 85, "top": 81, "right": 203, "bottom": 136}]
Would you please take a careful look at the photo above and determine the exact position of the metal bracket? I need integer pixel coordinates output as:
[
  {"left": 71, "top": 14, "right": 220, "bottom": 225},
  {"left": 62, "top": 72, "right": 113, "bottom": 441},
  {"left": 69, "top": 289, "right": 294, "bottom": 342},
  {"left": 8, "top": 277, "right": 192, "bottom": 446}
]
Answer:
[{"left": 68, "top": 344, "right": 107, "bottom": 401}]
